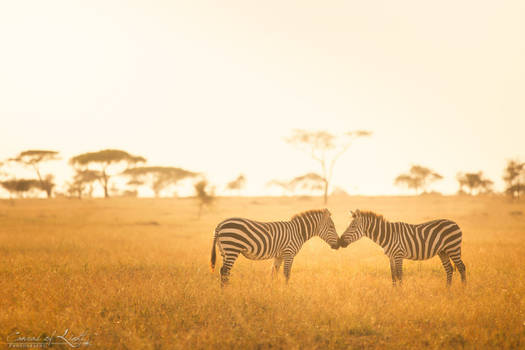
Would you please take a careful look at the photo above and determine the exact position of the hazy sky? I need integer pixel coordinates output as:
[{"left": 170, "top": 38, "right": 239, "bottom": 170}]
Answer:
[{"left": 1, "top": 1, "right": 524, "bottom": 196}]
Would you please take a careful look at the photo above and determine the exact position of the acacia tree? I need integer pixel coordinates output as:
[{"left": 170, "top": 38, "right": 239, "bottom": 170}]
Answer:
[
  {"left": 69, "top": 149, "right": 146, "bottom": 198},
  {"left": 122, "top": 166, "right": 199, "bottom": 197},
  {"left": 266, "top": 179, "right": 294, "bottom": 196},
  {"left": 67, "top": 170, "right": 101, "bottom": 199},
  {"left": 0, "top": 179, "right": 41, "bottom": 198},
  {"left": 394, "top": 165, "right": 443, "bottom": 194},
  {"left": 10, "top": 150, "right": 59, "bottom": 198},
  {"left": 286, "top": 129, "right": 372, "bottom": 204},
  {"left": 225, "top": 174, "right": 246, "bottom": 195},
  {"left": 289, "top": 173, "right": 325, "bottom": 195},
  {"left": 125, "top": 179, "right": 144, "bottom": 198},
  {"left": 331, "top": 186, "right": 350, "bottom": 196},
  {"left": 266, "top": 173, "right": 324, "bottom": 196},
  {"left": 456, "top": 171, "right": 494, "bottom": 195},
  {"left": 194, "top": 180, "right": 215, "bottom": 219},
  {"left": 503, "top": 160, "right": 525, "bottom": 200}
]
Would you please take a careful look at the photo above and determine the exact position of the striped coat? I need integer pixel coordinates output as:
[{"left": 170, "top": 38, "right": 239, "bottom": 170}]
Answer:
[
  {"left": 339, "top": 210, "right": 466, "bottom": 285},
  {"left": 211, "top": 209, "right": 339, "bottom": 285}
]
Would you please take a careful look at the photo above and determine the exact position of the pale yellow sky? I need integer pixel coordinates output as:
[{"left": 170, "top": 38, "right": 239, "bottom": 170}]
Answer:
[{"left": 1, "top": 1, "right": 524, "bottom": 196}]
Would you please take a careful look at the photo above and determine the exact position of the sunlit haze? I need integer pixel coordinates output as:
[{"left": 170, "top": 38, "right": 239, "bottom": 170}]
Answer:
[{"left": 1, "top": 1, "right": 524, "bottom": 196}]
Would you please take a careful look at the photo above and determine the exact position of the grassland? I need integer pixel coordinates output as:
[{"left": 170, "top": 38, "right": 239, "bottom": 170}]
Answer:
[{"left": 0, "top": 195, "right": 524, "bottom": 349}]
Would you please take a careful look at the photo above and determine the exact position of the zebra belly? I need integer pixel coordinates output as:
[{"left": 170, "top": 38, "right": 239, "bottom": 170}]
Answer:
[
  {"left": 404, "top": 252, "right": 437, "bottom": 261},
  {"left": 241, "top": 251, "right": 273, "bottom": 260}
]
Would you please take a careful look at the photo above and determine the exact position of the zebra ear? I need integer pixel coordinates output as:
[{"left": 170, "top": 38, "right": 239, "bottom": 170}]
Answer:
[
  {"left": 324, "top": 208, "right": 331, "bottom": 216},
  {"left": 350, "top": 210, "right": 355, "bottom": 218}
]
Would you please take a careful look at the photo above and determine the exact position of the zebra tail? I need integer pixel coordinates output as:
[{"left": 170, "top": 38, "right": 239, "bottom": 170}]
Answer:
[{"left": 210, "top": 227, "right": 219, "bottom": 272}]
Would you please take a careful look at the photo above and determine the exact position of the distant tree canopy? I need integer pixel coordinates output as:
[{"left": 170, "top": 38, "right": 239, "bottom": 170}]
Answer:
[
  {"left": 394, "top": 165, "right": 443, "bottom": 194},
  {"left": 331, "top": 186, "right": 349, "bottom": 197},
  {"left": 67, "top": 169, "right": 101, "bottom": 199},
  {"left": 125, "top": 179, "right": 144, "bottom": 198},
  {"left": 70, "top": 149, "right": 146, "bottom": 198},
  {"left": 194, "top": 179, "right": 215, "bottom": 218},
  {"left": 289, "top": 172, "right": 325, "bottom": 194},
  {"left": 286, "top": 129, "right": 372, "bottom": 204},
  {"left": 0, "top": 179, "right": 41, "bottom": 198},
  {"left": 456, "top": 171, "right": 494, "bottom": 195},
  {"left": 10, "top": 150, "right": 59, "bottom": 198},
  {"left": 11, "top": 150, "right": 59, "bottom": 165},
  {"left": 266, "top": 179, "right": 294, "bottom": 196},
  {"left": 226, "top": 174, "right": 246, "bottom": 195},
  {"left": 2, "top": 145, "right": 524, "bottom": 199},
  {"left": 122, "top": 166, "right": 199, "bottom": 197},
  {"left": 266, "top": 173, "right": 325, "bottom": 196},
  {"left": 38, "top": 174, "right": 56, "bottom": 197},
  {"left": 503, "top": 160, "right": 525, "bottom": 200}
]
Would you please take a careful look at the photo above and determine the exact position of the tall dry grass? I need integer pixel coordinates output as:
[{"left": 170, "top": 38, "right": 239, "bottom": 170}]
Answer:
[{"left": 0, "top": 195, "right": 523, "bottom": 349}]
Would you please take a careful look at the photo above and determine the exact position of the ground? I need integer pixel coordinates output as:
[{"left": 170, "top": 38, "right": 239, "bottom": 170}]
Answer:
[{"left": 0, "top": 195, "right": 524, "bottom": 349}]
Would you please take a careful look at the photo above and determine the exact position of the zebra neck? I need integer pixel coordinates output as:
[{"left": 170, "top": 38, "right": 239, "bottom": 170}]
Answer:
[
  {"left": 365, "top": 218, "right": 394, "bottom": 249},
  {"left": 291, "top": 217, "right": 318, "bottom": 242}
]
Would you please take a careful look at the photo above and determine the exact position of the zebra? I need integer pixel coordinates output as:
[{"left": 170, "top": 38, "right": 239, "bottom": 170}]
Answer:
[
  {"left": 210, "top": 209, "right": 340, "bottom": 285},
  {"left": 338, "top": 209, "right": 466, "bottom": 286}
]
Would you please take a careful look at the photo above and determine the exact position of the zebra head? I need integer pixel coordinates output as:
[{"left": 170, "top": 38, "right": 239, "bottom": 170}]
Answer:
[
  {"left": 339, "top": 210, "right": 365, "bottom": 248},
  {"left": 316, "top": 209, "right": 340, "bottom": 250}
]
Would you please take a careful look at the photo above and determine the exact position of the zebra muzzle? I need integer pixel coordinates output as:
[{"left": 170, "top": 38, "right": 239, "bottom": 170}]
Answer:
[{"left": 338, "top": 237, "right": 349, "bottom": 248}]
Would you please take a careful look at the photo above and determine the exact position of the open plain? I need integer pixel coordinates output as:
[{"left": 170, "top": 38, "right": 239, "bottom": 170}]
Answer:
[{"left": 0, "top": 195, "right": 524, "bottom": 349}]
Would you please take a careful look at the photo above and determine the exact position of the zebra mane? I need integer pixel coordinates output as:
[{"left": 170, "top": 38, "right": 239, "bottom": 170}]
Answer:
[
  {"left": 357, "top": 210, "right": 387, "bottom": 222},
  {"left": 291, "top": 209, "right": 327, "bottom": 221}
]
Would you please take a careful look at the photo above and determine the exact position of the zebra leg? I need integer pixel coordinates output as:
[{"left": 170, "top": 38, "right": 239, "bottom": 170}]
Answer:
[
  {"left": 395, "top": 258, "right": 404, "bottom": 284},
  {"left": 438, "top": 251, "right": 453, "bottom": 286},
  {"left": 272, "top": 258, "right": 283, "bottom": 279},
  {"left": 220, "top": 249, "right": 240, "bottom": 286},
  {"left": 449, "top": 254, "right": 466, "bottom": 284},
  {"left": 282, "top": 256, "right": 295, "bottom": 283},
  {"left": 389, "top": 258, "right": 397, "bottom": 285}
]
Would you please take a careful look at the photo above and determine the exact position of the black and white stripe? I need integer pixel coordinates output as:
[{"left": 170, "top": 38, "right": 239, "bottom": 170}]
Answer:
[
  {"left": 210, "top": 209, "right": 340, "bottom": 285},
  {"left": 339, "top": 210, "right": 466, "bottom": 286}
]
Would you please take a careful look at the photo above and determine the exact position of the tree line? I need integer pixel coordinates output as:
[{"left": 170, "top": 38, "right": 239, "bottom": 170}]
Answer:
[
  {"left": 270, "top": 130, "right": 524, "bottom": 201},
  {"left": 393, "top": 162, "right": 524, "bottom": 199},
  {"left": 1, "top": 131, "right": 524, "bottom": 202},
  {"left": 0, "top": 149, "right": 213, "bottom": 199}
]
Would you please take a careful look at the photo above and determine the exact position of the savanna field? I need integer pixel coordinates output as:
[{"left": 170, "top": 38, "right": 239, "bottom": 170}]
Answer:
[{"left": 0, "top": 196, "right": 524, "bottom": 349}]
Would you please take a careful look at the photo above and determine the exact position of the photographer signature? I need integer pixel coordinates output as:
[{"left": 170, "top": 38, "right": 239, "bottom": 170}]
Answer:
[{"left": 7, "top": 329, "right": 90, "bottom": 348}]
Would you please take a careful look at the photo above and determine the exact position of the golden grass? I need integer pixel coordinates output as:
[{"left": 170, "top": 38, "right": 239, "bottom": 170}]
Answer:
[{"left": 0, "top": 196, "right": 524, "bottom": 349}]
